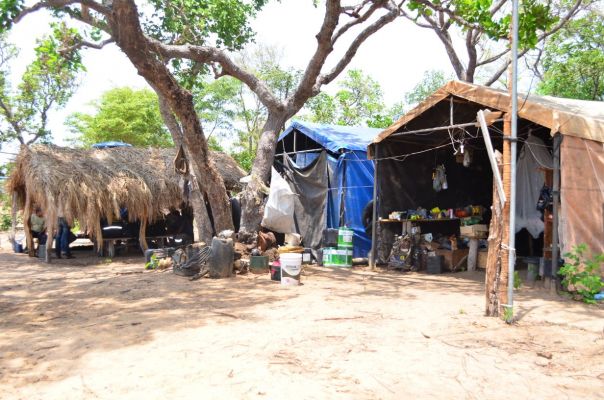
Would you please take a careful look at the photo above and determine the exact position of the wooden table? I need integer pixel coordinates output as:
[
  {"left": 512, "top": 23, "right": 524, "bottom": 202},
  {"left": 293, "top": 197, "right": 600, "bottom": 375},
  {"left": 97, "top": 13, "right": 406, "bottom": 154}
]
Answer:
[{"left": 379, "top": 218, "right": 460, "bottom": 236}]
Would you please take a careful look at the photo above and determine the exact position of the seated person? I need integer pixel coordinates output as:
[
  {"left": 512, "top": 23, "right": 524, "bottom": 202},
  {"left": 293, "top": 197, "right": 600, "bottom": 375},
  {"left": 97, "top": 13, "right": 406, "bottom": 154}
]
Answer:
[{"left": 30, "top": 207, "right": 47, "bottom": 246}]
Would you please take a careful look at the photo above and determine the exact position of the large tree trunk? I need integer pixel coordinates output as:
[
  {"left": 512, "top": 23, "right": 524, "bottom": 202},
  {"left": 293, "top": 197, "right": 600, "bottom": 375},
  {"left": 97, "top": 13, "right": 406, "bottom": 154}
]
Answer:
[
  {"left": 239, "top": 112, "right": 287, "bottom": 241},
  {"left": 110, "top": 1, "right": 232, "bottom": 243}
]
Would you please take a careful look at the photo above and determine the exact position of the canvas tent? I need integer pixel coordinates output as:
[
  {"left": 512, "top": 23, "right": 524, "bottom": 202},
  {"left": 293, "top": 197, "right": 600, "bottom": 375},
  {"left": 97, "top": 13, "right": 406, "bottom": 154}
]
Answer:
[
  {"left": 274, "top": 121, "right": 381, "bottom": 258},
  {"left": 7, "top": 144, "right": 245, "bottom": 260},
  {"left": 369, "top": 80, "right": 604, "bottom": 267}
]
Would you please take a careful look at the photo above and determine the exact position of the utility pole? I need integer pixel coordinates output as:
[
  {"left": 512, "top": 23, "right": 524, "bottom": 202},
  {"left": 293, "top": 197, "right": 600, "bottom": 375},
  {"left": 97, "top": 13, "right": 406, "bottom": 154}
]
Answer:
[{"left": 485, "top": 0, "right": 519, "bottom": 319}]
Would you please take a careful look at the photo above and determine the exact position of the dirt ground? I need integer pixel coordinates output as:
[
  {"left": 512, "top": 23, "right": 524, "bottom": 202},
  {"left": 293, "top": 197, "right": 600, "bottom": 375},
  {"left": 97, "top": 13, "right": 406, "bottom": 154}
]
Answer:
[{"left": 1, "top": 237, "right": 603, "bottom": 399}]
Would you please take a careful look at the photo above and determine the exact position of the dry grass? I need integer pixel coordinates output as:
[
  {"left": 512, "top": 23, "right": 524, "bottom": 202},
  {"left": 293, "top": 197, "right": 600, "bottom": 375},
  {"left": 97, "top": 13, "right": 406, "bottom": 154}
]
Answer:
[{"left": 6, "top": 145, "right": 245, "bottom": 246}]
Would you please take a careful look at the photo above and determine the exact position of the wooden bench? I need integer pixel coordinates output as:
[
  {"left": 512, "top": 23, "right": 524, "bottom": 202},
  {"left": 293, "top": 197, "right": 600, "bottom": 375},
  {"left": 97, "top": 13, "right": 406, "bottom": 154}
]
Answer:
[{"left": 100, "top": 234, "right": 191, "bottom": 258}]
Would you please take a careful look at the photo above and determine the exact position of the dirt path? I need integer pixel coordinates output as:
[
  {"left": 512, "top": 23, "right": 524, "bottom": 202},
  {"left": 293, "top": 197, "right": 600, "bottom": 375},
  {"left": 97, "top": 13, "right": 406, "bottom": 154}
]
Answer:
[{"left": 0, "top": 245, "right": 602, "bottom": 399}]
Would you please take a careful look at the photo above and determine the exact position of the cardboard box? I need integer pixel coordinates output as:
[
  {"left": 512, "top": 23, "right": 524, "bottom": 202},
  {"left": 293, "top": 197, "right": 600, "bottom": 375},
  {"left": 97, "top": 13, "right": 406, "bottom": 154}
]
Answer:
[
  {"left": 460, "top": 224, "right": 488, "bottom": 238},
  {"left": 435, "top": 248, "right": 469, "bottom": 271},
  {"left": 478, "top": 250, "right": 488, "bottom": 269}
]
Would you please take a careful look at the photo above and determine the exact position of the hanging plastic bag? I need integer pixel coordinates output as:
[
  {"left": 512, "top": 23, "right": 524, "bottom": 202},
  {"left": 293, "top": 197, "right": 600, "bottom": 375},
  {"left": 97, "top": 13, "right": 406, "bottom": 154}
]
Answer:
[
  {"left": 261, "top": 168, "right": 296, "bottom": 233},
  {"left": 432, "top": 165, "right": 448, "bottom": 192}
]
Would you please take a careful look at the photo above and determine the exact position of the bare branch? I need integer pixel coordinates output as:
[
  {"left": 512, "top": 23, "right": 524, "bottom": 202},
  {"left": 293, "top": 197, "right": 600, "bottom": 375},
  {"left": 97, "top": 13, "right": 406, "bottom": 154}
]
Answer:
[
  {"left": 420, "top": 10, "right": 466, "bottom": 80},
  {"left": 153, "top": 42, "right": 285, "bottom": 112},
  {"left": 284, "top": 0, "right": 341, "bottom": 111},
  {"left": 411, "top": 0, "right": 487, "bottom": 33},
  {"left": 14, "top": 0, "right": 110, "bottom": 24},
  {"left": 332, "top": 0, "right": 385, "bottom": 44},
  {"left": 399, "top": 9, "right": 432, "bottom": 28},
  {"left": 312, "top": 1, "right": 401, "bottom": 99},
  {"left": 59, "top": 38, "right": 114, "bottom": 55},
  {"left": 490, "top": 0, "right": 507, "bottom": 16}
]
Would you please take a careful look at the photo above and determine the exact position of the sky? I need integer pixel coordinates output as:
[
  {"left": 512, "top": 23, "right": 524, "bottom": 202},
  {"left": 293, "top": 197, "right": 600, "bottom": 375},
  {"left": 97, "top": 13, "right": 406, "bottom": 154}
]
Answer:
[{"left": 2, "top": 0, "right": 465, "bottom": 159}]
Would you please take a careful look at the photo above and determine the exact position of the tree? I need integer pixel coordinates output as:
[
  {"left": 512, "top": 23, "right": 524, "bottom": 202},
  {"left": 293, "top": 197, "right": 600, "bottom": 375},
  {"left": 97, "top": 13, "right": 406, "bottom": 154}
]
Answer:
[
  {"left": 2, "top": 0, "right": 271, "bottom": 242},
  {"left": 67, "top": 87, "right": 173, "bottom": 147},
  {"left": 306, "top": 69, "right": 386, "bottom": 126},
  {"left": 0, "top": 23, "right": 83, "bottom": 146},
  {"left": 537, "top": 10, "right": 604, "bottom": 100},
  {"left": 404, "top": 69, "right": 449, "bottom": 107},
  {"left": 402, "top": 0, "right": 590, "bottom": 85},
  {"left": 194, "top": 46, "right": 302, "bottom": 172},
  {"left": 3, "top": 0, "right": 406, "bottom": 242}
]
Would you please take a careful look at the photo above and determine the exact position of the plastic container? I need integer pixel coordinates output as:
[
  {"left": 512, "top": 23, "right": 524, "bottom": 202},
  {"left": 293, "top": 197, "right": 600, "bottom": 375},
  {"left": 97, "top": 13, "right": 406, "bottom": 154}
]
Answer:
[
  {"left": 337, "top": 227, "right": 353, "bottom": 249},
  {"left": 323, "top": 248, "right": 352, "bottom": 267},
  {"left": 427, "top": 255, "right": 443, "bottom": 274},
  {"left": 209, "top": 237, "right": 234, "bottom": 279},
  {"left": 526, "top": 263, "right": 538, "bottom": 283},
  {"left": 322, "top": 247, "right": 335, "bottom": 266},
  {"left": 322, "top": 229, "right": 338, "bottom": 247},
  {"left": 302, "top": 248, "right": 312, "bottom": 264},
  {"left": 250, "top": 256, "right": 269, "bottom": 273},
  {"left": 37, "top": 244, "right": 46, "bottom": 259},
  {"left": 270, "top": 260, "right": 281, "bottom": 281},
  {"left": 280, "top": 253, "right": 302, "bottom": 285}
]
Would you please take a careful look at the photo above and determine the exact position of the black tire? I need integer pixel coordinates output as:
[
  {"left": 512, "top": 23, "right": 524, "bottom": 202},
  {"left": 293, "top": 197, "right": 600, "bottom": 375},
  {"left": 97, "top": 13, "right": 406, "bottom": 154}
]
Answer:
[
  {"left": 230, "top": 197, "right": 241, "bottom": 233},
  {"left": 362, "top": 200, "right": 374, "bottom": 235}
]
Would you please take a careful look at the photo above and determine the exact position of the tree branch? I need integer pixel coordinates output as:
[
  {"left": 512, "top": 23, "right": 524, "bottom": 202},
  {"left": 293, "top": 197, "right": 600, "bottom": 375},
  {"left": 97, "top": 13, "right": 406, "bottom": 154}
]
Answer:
[
  {"left": 317, "top": 4, "right": 400, "bottom": 89},
  {"left": 153, "top": 42, "right": 285, "bottom": 113},
  {"left": 14, "top": 0, "right": 110, "bottom": 24},
  {"left": 332, "top": 0, "right": 385, "bottom": 44},
  {"left": 477, "top": 0, "right": 584, "bottom": 68},
  {"left": 284, "top": 0, "right": 342, "bottom": 112},
  {"left": 420, "top": 10, "right": 466, "bottom": 80},
  {"left": 60, "top": 37, "right": 114, "bottom": 55}
]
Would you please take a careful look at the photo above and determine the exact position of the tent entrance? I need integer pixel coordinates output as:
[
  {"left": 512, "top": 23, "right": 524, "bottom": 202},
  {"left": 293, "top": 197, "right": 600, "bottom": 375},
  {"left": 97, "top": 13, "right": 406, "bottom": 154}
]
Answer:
[{"left": 373, "top": 116, "right": 553, "bottom": 271}]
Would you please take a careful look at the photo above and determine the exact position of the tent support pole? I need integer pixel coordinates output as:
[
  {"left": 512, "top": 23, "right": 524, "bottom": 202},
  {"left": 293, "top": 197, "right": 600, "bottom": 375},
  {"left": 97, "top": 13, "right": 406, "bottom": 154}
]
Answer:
[
  {"left": 370, "top": 145, "right": 379, "bottom": 269},
  {"left": 450, "top": 96, "right": 454, "bottom": 125},
  {"left": 389, "top": 119, "right": 502, "bottom": 138},
  {"left": 293, "top": 130, "right": 297, "bottom": 154},
  {"left": 551, "top": 133, "right": 562, "bottom": 292}
]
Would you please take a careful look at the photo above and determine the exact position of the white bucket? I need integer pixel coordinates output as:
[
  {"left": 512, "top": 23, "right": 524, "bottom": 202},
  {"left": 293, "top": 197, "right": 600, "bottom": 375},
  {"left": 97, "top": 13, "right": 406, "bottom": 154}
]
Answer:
[{"left": 280, "top": 253, "right": 302, "bottom": 286}]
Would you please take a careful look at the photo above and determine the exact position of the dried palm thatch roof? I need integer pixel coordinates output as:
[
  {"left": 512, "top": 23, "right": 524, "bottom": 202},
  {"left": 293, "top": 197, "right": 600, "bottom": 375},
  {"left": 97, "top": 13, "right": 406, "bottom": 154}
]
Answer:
[{"left": 6, "top": 144, "right": 245, "bottom": 246}]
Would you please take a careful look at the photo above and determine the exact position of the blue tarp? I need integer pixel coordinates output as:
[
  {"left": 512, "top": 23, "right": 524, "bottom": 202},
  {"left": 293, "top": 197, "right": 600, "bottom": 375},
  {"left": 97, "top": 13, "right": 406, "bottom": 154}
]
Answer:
[
  {"left": 92, "top": 141, "right": 133, "bottom": 149},
  {"left": 278, "top": 120, "right": 381, "bottom": 153},
  {"left": 278, "top": 121, "right": 379, "bottom": 258}
]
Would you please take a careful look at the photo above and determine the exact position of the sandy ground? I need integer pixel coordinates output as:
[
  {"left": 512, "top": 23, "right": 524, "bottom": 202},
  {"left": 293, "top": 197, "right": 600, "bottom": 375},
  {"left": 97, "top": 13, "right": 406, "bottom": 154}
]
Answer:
[{"left": 0, "top": 238, "right": 603, "bottom": 399}]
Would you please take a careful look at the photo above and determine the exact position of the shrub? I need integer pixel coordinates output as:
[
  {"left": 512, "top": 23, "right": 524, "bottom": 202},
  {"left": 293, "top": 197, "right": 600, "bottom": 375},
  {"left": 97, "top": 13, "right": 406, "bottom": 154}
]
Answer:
[{"left": 558, "top": 244, "right": 604, "bottom": 304}]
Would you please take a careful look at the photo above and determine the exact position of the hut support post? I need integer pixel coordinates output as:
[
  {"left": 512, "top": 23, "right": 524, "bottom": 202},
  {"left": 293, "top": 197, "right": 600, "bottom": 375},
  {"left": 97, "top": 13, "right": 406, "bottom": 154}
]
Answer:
[
  {"left": 45, "top": 219, "right": 54, "bottom": 263},
  {"left": 139, "top": 218, "right": 148, "bottom": 252},
  {"left": 23, "top": 192, "right": 33, "bottom": 257},
  {"left": 9, "top": 191, "right": 17, "bottom": 247}
]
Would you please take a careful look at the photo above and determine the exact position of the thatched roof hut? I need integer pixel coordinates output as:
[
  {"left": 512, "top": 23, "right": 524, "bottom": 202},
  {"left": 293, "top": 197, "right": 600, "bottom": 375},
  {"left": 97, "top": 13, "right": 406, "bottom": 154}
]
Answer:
[{"left": 7, "top": 144, "right": 245, "bottom": 253}]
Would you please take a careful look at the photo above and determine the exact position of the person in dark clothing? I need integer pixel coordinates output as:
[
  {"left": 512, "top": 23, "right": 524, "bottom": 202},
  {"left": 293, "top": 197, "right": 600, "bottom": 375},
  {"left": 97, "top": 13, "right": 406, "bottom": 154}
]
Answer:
[{"left": 55, "top": 217, "right": 74, "bottom": 259}]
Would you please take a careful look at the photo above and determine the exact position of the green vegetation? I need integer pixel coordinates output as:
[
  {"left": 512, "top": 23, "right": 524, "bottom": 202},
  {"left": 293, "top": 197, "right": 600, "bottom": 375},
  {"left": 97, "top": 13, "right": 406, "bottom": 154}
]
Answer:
[
  {"left": 514, "top": 271, "right": 522, "bottom": 290},
  {"left": 538, "top": 11, "right": 604, "bottom": 101},
  {"left": 558, "top": 244, "right": 604, "bottom": 304},
  {"left": 67, "top": 87, "right": 173, "bottom": 148},
  {"left": 145, "top": 253, "right": 159, "bottom": 270},
  {"left": 0, "top": 23, "right": 84, "bottom": 146}
]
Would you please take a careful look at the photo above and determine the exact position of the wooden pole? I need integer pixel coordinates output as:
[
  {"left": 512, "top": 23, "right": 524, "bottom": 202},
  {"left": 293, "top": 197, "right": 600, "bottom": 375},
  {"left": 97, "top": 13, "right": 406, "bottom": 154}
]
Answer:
[
  {"left": 45, "top": 218, "right": 54, "bottom": 263},
  {"left": 23, "top": 192, "right": 34, "bottom": 257},
  {"left": 499, "top": 114, "right": 511, "bottom": 313},
  {"left": 485, "top": 157, "right": 504, "bottom": 316},
  {"left": 139, "top": 217, "right": 148, "bottom": 252}
]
